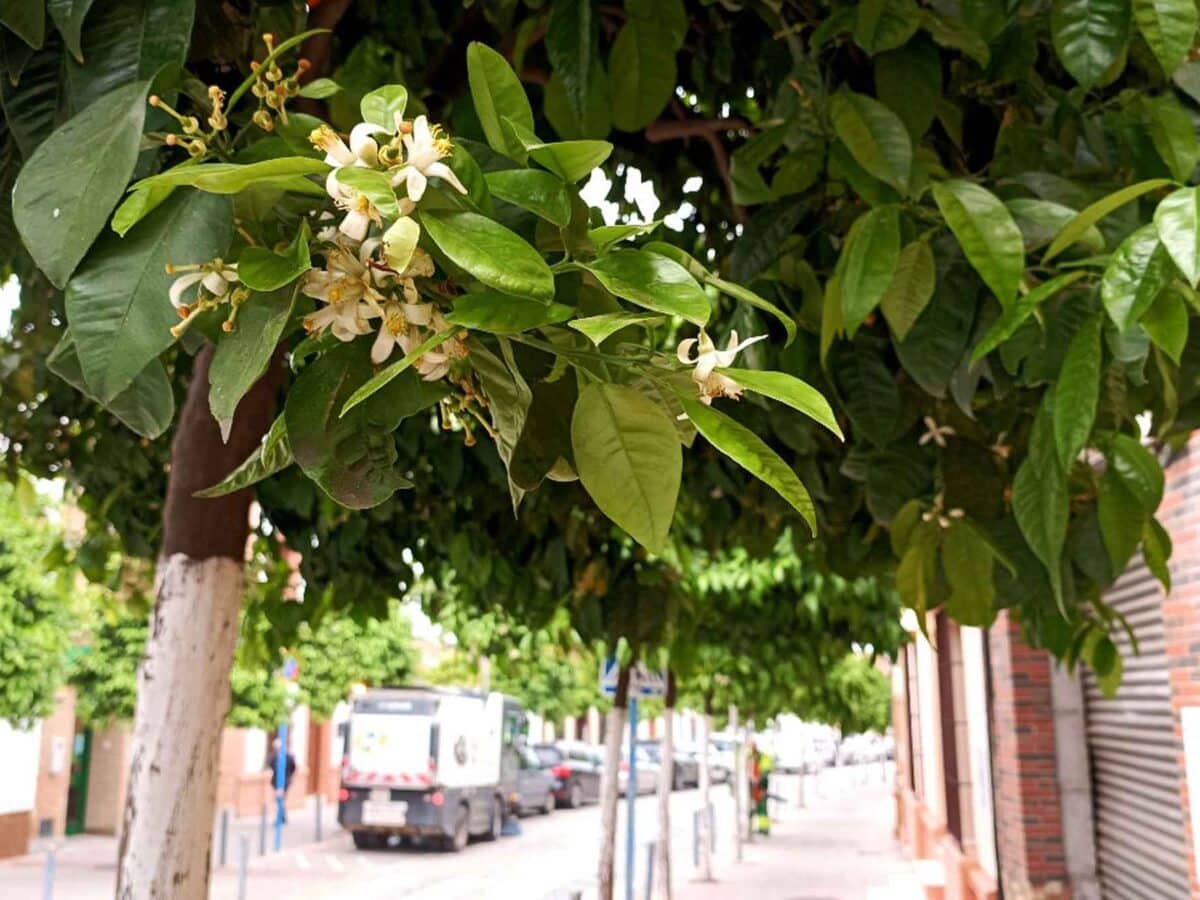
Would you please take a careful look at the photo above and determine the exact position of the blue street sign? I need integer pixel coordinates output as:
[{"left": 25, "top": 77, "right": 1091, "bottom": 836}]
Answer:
[{"left": 599, "top": 658, "right": 668, "bottom": 698}]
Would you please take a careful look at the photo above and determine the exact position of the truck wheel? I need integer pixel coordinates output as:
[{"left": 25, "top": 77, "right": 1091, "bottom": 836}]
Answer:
[
  {"left": 352, "top": 831, "right": 382, "bottom": 850},
  {"left": 482, "top": 797, "right": 502, "bottom": 841},
  {"left": 444, "top": 806, "right": 469, "bottom": 853}
]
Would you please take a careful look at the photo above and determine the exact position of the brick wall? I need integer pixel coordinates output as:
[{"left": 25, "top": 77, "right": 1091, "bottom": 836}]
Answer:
[{"left": 988, "top": 612, "right": 1069, "bottom": 900}]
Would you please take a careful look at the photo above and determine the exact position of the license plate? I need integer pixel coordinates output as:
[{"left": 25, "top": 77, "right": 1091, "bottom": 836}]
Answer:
[{"left": 363, "top": 800, "right": 408, "bottom": 825}]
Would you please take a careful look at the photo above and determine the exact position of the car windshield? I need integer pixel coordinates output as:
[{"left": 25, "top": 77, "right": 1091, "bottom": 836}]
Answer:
[
  {"left": 638, "top": 743, "right": 662, "bottom": 762},
  {"left": 533, "top": 745, "right": 562, "bottom": 766}
]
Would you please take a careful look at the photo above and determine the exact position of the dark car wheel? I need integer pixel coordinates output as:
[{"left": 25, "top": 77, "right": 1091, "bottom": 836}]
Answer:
[
  {"left": 444, "top": 805, "right": 469, "bottom": 853},
  {"left": 568, "top": 780, "right": 584, "bottom": 808},
  {"left": 542, "top": 789, "right": 554, "bottom": 815}
]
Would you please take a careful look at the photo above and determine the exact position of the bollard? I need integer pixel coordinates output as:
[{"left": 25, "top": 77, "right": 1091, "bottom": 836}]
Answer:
[
  {"left": 219, "top": 808, "right": 230, "bottom": 867},
  {"left": 42, "top": 847, "right": 55, "bottom": 900},
  {"left": 237, "top": 835, "right": 249, "bottom": 900},
  {"left": 644, "top": 842, "right": 656, "bottom": 900},
  {"left": 314, "top": 794, "right": 323, "bottom": 843},
  {"left": 259, "top": 804, "right": 267, "bottom": 856},
  {"left": 692, "top": 810, "right": 700, "bottom": 867},
  {"left": 709, "top": 804, "right": 716, "bottom": 850}
]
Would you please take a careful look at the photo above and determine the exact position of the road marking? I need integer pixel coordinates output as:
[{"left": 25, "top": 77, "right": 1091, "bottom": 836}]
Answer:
[
  {"left": 356, "top": 855, "right": 373, "bottom": 870},
  {"left": 325, "top": 853, "right": 344, "bottom": 872},
  {"left": 295, "top": 852, "right": 311, "bottom": 870}
]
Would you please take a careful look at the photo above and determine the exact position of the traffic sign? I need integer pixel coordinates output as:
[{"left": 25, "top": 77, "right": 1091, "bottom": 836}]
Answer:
[{"left": 599, "top": 657, "right": 667, "bottom": 698}]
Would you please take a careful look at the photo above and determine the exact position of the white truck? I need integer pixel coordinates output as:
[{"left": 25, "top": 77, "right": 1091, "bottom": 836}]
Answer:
[{"left": 338, "top": 687, "right": 525, "bottom": 851}]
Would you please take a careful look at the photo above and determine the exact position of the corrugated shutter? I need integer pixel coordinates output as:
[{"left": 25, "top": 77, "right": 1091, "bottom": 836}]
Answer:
[{"left": 1083, "top": 559, "right": 1190, "bottom": 899}]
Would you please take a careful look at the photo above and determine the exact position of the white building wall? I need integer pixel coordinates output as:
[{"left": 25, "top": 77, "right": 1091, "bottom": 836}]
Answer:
[
  {"left": 916, "top": 623, "right": 943, "bottom": 819},
  {"left": 0, "top": 720, "right": 41, "bottom": 815},
  {"left": 960, "top": 627, "right": 997, "bottom": 878}
]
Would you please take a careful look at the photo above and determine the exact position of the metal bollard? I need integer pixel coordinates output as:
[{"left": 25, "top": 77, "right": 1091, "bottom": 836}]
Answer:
[
  {"left": 259, "top": 804, "right": 267, "bottom": 856},
  {"left": 237, "top": 835, "right": 249, "bottom": 900},
  {"left": 219, "top": 808, "right": 230, "bottom": 867},
  {"left": 42, "top": 847, "right": 55, "bottom": 900},
  {"left": 708, "top": 804, "right": 716, "bottom": 849},
  {"left": 314, "top": 795, "right": 323, "bottom": 843},
  {"left": 644, "top": 842, "right": 656, "bottom": 900},
  {"left": 692, "top": 811, "right": 700, "bottom": 866}
]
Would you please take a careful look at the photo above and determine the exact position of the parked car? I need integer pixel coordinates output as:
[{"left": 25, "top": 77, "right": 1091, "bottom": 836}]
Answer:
[
  {"left": 513, "top": 745, "right": 556, "bottom": 816},
  {"left": 534, "top": 740, "right": 602, "bottom": 808},
  {"left": 618, "top": 746, "right": 660, "bottom": 796},
  {"left": 707, "top": 736, "right": 737, "bottom": 783},
  {"left": 637, "top": 740, "right": 699, "bottom": 789}
]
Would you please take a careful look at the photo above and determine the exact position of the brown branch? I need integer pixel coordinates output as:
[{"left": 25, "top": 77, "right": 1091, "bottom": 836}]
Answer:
[{"left": 645, "top": 117, "right": 748, "bottom": 223}]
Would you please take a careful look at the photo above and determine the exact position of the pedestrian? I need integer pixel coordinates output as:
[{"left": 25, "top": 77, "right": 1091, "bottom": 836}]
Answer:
[
  {"left": 265, "top": 737, "right": 297, "bottom": 823},
  {"left": 748, "top": 744, "right": 772, "bottom": 836}
]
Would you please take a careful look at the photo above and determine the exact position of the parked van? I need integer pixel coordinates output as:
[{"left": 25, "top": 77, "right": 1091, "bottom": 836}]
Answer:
[{"left": 338, "top": 687, "right": 525, "bottom": 851}]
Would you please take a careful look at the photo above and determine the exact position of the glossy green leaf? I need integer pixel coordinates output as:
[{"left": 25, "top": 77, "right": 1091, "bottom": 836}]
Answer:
[
  {"left": 484, "top": 169, "right": 571, "bottom": 226},
  {"left": 445, "top": 293, "right": 573, "bottom": 334},
  {"left": 677, "top": 392, "right": 816, "bottom": 534},
  {"left": 65, "top": 191, "right": 232, "bottom": 402},
  {"left": 1098, "top": 467, "right": 1144, "bottom": 573},
  {"left": 237, "top": 224, "right": 310, "bottom": 292},
  {"left": 829, "top": 344, "right": 898, "bottom": 446},
  {"left": 421, "top": 209, "right": 555, "bottom": 302},
  {"left": 1100, "top": 224, "right": 1173, "bottom": 329},
  {"left": 499, "top": 116, "right": 614, "bottom": 184},
  {"left": 829, "top": 89, "right": 912, "bottom": 194},
  {"left": 13, "top": 78, "right": 148, "bottom": 288},
  {"left": 1053, "top": 315, "right": 1102, "bottom": 471},
  {"left": 132, "top": 157, "right": 329, "bottom": 196},
  {"left": 543, "top": 60, "right": 612, "bottom": 141},
  {"left": 1012, "top": 399, "right": 1068, "bottom": 603},
  {"left": 1044, "top": 179, "right": 1172, "bottom": 262},
  {"left": 839, "top": 206, "right": 901, "bottom": 334},
  {"left": 569, "top": 312, "right": 665, "bottom": 345},
  {"left": 340, "top": 329, "right": 463, "bottom": 416},
  {"left": 46, "top": 0, "right": 94, "bottom": 61},
  {"left": 608, "top": 5, "right": 682, "bottom": 132},
  {"left": 875, "top": 40, "right": 942, "bottom": 139},
  {"left": 466, "top": 41, "right": 534, "bottom": 161},
  {"left": 545, "top": 0, "right": 596, "bottom": 122},
  {"left": 360, "top": 84, "right": 407, "bottom": 128},
  {"left": 336, "top": 167, "right": 401, "bottom": 219},
  {"left": 896, "top": 523, "right": 938, "bottom": 619},
  {"left": 582, "top": 250, "right": 709, "bottom": 326},
  {"left": 572, "top": 382, "right": 682, "bottom": 553},
  {"left": 195, "top": 414, "right": 293, "bottom": 498},
  {"left": 853, "top": 0, "right": 920, "bottom": 54},
  {"left": 1108, "top": 432, "right": 1164, "bottom": 510},
  {"left": 1146, "top": 94, "right": 1199, "bottom": 182},
  {"left": 382, "top": 216, "right": 420, "bottom": 271},
  {"left": 1133, "top": 0, "right": 1198, "bottom": 76},
  {"left": 1, "top": 0, "right": 45, "bottom": 48},
  {"left": 1050, "top": 0, "right": 1130, "bottom": 88},
  {"left": 298, "top": 77, "right": 341, "bottom": 99},
  {"left": 722, "top": 368, "right": 843, "bottom": 439},
  {"left": 919, "top": 9, "right": 990, "bottom": 65},
  {"left": 111, "top": 184, "right": 173, "bottom": 237},
  {"left": 932, "top": 179, "right": 1024, "bottom": 306},
  {"left": 880, "top": 240, "right": 936, "bottom": 340},
  {"left": 589, "top": 222, "right": 661, "bottom": 250},
  {"left": 1154, "top": 186, "right": 1200, "bottom": 287},
  {"left": 1006, "top": 198, "right": 1104, "bottom": 254},
  {"left": 471, "top": 339, "right": 532, "bottom": 504},
  {"left": 1140, "top": 284, "right": 1189, "bottom": 363},
  {"left": 208, "top": 287, "right": 295, "bottom": 441},
  {"left": 942, "top": 522, "right": 997, "bottom": 627},
  {"left": 972, "top": 272, "right": 1087, "bottom": 362},
  {"left": 1143, "top": 516, "right": 1173, "bottom": 591}
]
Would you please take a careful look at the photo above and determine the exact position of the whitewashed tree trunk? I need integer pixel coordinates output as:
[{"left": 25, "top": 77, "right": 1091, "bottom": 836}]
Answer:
[
  {"left": 698, "top": 711, "right": 713, "bottom": 881},
  {"left": 729, "top": 705, "right": 742, "bottom": 862},
  {"left": 115, "top": 555, "right": 244, "bottom": 899},
  {"left": 599, "top": 701, "right": 628, "bottom": 900},
  {"left": 655, "top": 705, "right": 674, "bottom": 900}
]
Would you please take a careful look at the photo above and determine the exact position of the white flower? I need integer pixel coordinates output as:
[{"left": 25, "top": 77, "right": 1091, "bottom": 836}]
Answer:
[
  {"left": 324, "top": 170, "right": 388, "bottom": 242},
  {"left": 301, "top": 241, "right": 384, "bottom": 341},
  {"left": 922, "top": 492, "right": 965, "bottom": 529},
  {"left": 167, "top": 261, "right": 238, "bottom": 310},
  {"left": 676, "top": 330, "right": 767, "bottom": 405},
  {"left": 918, "top": 416, "right": 956, "bottom": 448},
  {"left": 390, "top": 115, "right": 466, "bottom": 202},
  {"left": 370, "top": 302, "right": 417, "bottom": 364},
  {"left": 309, "top": 123, "right": 389, "bottom": 168}
]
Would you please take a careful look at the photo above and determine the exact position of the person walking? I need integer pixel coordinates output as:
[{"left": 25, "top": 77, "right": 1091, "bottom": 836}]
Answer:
[
  {"left": 748, "top": 744, "right": 772, "bottom": 836},
  {"left": 265, "top": 737, "right": 297, "bottom": 823}
]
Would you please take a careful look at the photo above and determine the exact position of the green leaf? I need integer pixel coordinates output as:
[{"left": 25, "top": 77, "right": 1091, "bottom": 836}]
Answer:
[
  {"left": 838, "top": 206, "right": 901, "bottom": 334},
  {"left": 1050, "top": 0, "right": 1130, "bottom": 88},
  {"left": 879, "top": 240, "right": 936, "bottom": 340},
  {"left": 1, "top": 42, "right": 64, "bottom": 156},
  {"left": 721, "top": 368, "right": 843, "bottom": 439},
  {"left": 1154, "top": 186, "right": 1200, "bottom": 287},
  {"left": 194, "top": 414, "right": 293, "bottom": 498},
  {"left": 1098, "top": 466, "right": 1145, "bottom": 572},
  {"left": 676, "top": 392, "right": 816, "bottom": 534},
  {"left": 111, "top": 184, "right": 173, "bottom": 237},
  {"left": 875, "top": 40, "right": 942, "bottom": 139},
  {"left": 1146, "top": 94, "right": 1199, "bottom": 182},
  {"left": 544, "top": 60, "right": 613, "bottom": 141},
  {"left": 208, "top": 287, "right": 296, "bottom": 441},
  {"left": 1006, "top": 198, "right": 1104, "bottom": 254},
  {"left": 65, "top": 191, "right": 232, "bottom": 402},
  {"left": 1, "top": 0, "right": 45, "bottom": 48},
  {"left": 470, "top": 339, "right": 532, "bottom": 503},
  {"left": 466, "top": 41, "right": 535, "bottom": 161},
  {"left": 1108, "top": 432, "right": 1164, "bottom": 510},
  {"left": 500, "top": 115, "right": 614, "bottom": 183},
  {"left": 1012, "top": 398, "right": 1068, "bottom": 604},
  {"left": 1100, "top": 224, "right": 1173, "bottom": 329},
  {"left": 445, "top": 293, "right": 574, "bottom": 334},
  {"left": 237, "top": 224, "right": 310, "bottom": 292},
  {"left": 1054, "top": 315, "right": 1103, "bottom": 471},
  {"left": 1141, "top": 284, "right": 1189, "bottom": 363},
  {"left": 919, "top": 9, "right": 991, "bottom": 65},
  {"left": 131, "top": 157, "right": 330, "bottom": 196},
  {"left": 1044, "top": 179, "right": 1172, "bottom": 262},
  {"left": 829, "top": 344, "right": 898, "bottom": 446},
  {"left": 569, "top": 312, "right": 665, "bottom": 345},
  {"left": 853, "top": 0, "right": 920, "bottom": 54},
  {"left": 339, "top": 329, "right": 463, "bottom": 417},
  {"left": 1143, "top": 516, "right": 1173, "bottom": 591},
  {"left": 336, "top": 166, "right": 401, "bottom": 219},
  {"left": 942, "top": 523, "right": 997, "bottom": 627},
  {"left": 545, "top": 0, "right": 596, "bottom": 122},
  {"left": 46, "top": 0, "right": 94, "bottom": 61},
  {"left": 608, "top": 10, "right": 681, "bottom": 132},
  {"left": 896, "top": 524, "right": 938, "bottom": 619},
  {"left": 932, "top": 179, "right": 1024, "bottom": 307},
  {"left": 382, "top": 216, "right": 420, "bottom": 271},
  {"left": 47, "top": 330, "right": 174, "bottom": 439},
  {"left": 1133, "top": 0, "right": 1198, "bottom": 76},
  {"left": 286, "top": 343, "right": 424, "bottom": 509},
  {"left": 360, "top": 84, "right": 407, "bottom": 128},
  {"left": 972, "top": 272, "right": 1087, "bottom": 362},
  {"left": 484, "top": 169, "right": 571, "bottom": 226},
  {"left": 572, "top": 381, "right": 682, "bottom": 553},
  {"left": 581, "top": 249, "right": 709, "bottom": 326},
  {"left": 12, "top": 78, "right": 149, "bottom": 288},
  {"left": 589, "top": 222, "right": 660, "bottom": 251},
  {"left": 421, "top": 209, "right": 555, "bottom": 302},
  {"left": 298, "top": 77, "right": 341, "bottom": 100},
  {"left": 829, "top": 89, "right": 913, "bottom": 194}
]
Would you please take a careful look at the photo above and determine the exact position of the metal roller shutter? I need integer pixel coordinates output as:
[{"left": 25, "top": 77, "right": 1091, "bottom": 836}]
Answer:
[{"left": 1083, "top": 560, "right": 1190, "bottom": 899}]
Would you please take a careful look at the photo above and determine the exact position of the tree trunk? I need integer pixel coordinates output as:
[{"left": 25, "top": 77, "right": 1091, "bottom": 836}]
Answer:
[
  {"left": 598, "top": 665, "right": 631, "bottom": 900},
  {"left": 697, "top": 696, "right": 714, "bottom": 881},
  {"left": 654, "top": 673, "right": 676, "bottom": 900},
  {"left": 115, "top": 347, "right": 280, "bottom": 899},
  {"left": 729, "top": 704, "right": 741, "bottom": 863}
]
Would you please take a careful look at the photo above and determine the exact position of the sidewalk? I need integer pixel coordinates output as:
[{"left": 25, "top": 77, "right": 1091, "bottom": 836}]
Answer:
[{"left": 676, "top": 767, "right": 924, "bottom": 900}]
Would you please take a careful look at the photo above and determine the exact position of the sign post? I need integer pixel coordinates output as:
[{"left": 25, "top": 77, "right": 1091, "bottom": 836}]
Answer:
[
  {"left": 274, "top": 657, "right": 300, "bottom": 852},
  {"left": 600, "top": 658, "right": 667, "bottom": 900}
]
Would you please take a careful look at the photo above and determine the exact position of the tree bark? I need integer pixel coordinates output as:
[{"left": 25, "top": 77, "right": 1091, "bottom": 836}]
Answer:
[
  {"left": 654, "top": 673, "right": 676, "bottom": 900},
  {"left": 598, "top": 665, "right": 631, "bottom": 900},
  {"left": 698, "top": 696, "right": 714, "bottom": 881},
  {"left": 115, "top": 346, "right": 280, "bottom": 899},
  {"left": 729, "top": 704, "right": 742, "bottom": 863}
]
